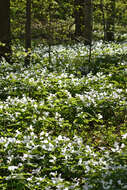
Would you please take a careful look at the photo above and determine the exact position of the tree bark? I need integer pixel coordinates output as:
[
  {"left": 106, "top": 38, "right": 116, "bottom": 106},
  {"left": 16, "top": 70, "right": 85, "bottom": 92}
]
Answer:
[
  {"left": 105, "top": 0, "right": 115, "bottom": 41},
  {"left": 84, "top": 0, "right": 93, "bottom": 45},
  {"left": 74, "top": 0, "right": 84, "bottom": 36},
  {"left": 100, "top": 0, "right": 106, "bottom": 41},
  {"left": 25, "top": 0, "right": 31, "bottom": 66},
  {"left": 0, "top": 0, "right": 11, "bottom": 62}
]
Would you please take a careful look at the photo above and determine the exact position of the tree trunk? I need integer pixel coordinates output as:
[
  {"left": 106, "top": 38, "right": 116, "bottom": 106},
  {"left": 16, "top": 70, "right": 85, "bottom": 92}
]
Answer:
[
  {"left": 74, "top": 0, "right": 84, "bottom": 36},
  {"left": 105, "top": 0, "right": 115, "bottom": 41},
  {"left": 25, "top": 0, "right": 31, "bottom": 66},
  {"left": 0, "top": 0, "right": 11, "bottom": 62},
  {"left": 84, "top": 0, "right": 93, "bottom": 45},
  {"left": 100, "top": 0, "right": 106, "bottom": 41}
]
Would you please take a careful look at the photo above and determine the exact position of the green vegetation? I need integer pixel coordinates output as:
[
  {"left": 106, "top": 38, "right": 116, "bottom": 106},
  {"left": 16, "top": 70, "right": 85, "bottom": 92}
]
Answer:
[
  {"left": 0, "top": 42, "right": 127, "bottom": 189},
  {"left": 0, "top": 0, "right": 127, "bottom": 189}
]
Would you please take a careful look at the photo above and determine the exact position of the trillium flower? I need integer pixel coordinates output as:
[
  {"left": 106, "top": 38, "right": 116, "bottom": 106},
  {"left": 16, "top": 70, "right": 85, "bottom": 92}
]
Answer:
[
  {"left": 122, "top": 133, "right": 127, "bottom": 139},
  {"left": 8, "top": 166, "right": 18, "bottom": 171}
]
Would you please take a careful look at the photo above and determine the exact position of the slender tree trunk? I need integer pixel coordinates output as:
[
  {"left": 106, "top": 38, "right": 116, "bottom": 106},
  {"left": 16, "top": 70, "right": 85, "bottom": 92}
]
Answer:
[
  {"left": 105, "top": 0, "right": 115, "bottom": 41},
  {"left": 0, "top": 0, "right": 11, "bottom": 62},
  {"left": 25, "top": 0, "right": 31, "bottom": 66},
  {"left": 100, "top": 0, "right": 106, "bottom": 41},
  {"left": 84, "top": 0, "right": 93, "bottom": 45},
  {"left": 74, "top": 0, "right": 84, "bottom": 36}
]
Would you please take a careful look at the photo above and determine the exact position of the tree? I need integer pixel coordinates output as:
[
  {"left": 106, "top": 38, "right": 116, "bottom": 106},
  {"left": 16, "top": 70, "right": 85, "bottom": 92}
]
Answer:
[
  {"left": 0, "top": 0, "right": 11, "bottom": 62},
  {"left": 84, "top": 0, "right": 93, "bottom": 45},
  {"left": 104, "top": 0, "right": 116, "bottom": 41},
  {"left": 25, "top": 0, "right": 31, "bottom": 66},
  {"left": 100, "top": 0, "right": 106, "bottom": 41},
  {"left": 74, "top": 0, "right": 84, "bottom": 36}
]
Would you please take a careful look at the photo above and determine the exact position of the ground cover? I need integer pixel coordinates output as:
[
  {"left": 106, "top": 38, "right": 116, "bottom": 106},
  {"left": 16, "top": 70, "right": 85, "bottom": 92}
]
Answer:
[{"left": 0, "top": 41, "right": 127, "bottom": 189}]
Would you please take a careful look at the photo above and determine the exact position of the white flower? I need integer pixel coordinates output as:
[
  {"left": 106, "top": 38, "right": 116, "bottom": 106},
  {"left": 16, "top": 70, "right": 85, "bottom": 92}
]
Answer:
[
  {"left": 42, "top": 144, "right": 46, "bottom": 149},
  {"left": 78, "top": 158, "right": 82, "bottom": 165},
  {"left": 8, "top": 166, "right": 18, "bottom": 171},
  {"left": 27, "top": 177, "right": 32, "bottom": 181},
  {"left": 29, "top": 125, "right": 34, "bottom": 131},
  {"left": 43, "top": 139, "right": 48, "bottom": 143},
  {"left": 98, "top": 113, "right": 103, "bottom": 119},
  {"left": 121, "top": 143, "right": 125, "bottom": 148},
  {"left": 0, "top": 105, "right": 3, "bottom": 109},
  {"left": 0, "top": 137, "right": 5, "bottom": 143},
  {"left": 30, "top": 132, "right": 35, "bottom": 137},
  {"left": 117, "top": 180, "right": 122, "bottom": 185},
  {"left": 50, "top": 171, "right": 57, "bottom": 177},
  {"left": 57, "top": 135, "right": 63, "bottom": 141},
  {"left": 40, "top": 131, "right": 45, "bottom": 136},
  {"left": 122, "top": 133, "right": 127, "bottom": 139},
  {"left": 23, "top": 154, "right": 28, "bottom": 159}
]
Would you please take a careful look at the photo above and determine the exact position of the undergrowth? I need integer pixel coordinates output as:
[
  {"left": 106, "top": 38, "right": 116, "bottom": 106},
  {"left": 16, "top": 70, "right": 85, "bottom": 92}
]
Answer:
[{"left": 0, "top": 41, "right": 127, "bottom": 189}]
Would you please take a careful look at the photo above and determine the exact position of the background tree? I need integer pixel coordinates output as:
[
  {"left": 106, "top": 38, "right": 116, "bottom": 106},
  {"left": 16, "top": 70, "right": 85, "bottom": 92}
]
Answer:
[
  {"left": 74, "top": 0, "right": 84, "bottom": 36},
  {"left": 0, "top": 0, "right": 11, "bottom": 61},
  {"left": 84, "top": 0, "right": 93, "bottom": 45},
  {"left": 25, "top": 0, "right": 31, "bottom": 66},
  {"left": 10, "top": 0, "right": 127, "bottom": 46},
  {"left": 105, "top": 0, "right": 115, "bottom": 41},
  {"left": 100, "top": 0, "right": 106, "bottom": 41}
]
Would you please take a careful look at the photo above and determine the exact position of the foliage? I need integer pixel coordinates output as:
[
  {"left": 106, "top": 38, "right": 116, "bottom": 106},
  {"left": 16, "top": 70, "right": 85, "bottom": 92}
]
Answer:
[
  {"left": 0, "top": 41, "right": 127, "bottom": 189},
  {"left": 10, "top": 0, "right": 127, "bottom": 44}
]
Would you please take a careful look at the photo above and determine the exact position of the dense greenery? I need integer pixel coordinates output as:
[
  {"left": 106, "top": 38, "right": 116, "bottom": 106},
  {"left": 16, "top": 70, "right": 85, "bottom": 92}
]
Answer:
[
  {"left": 0, "top": 0, "right": 127, "bottom": 189},
  {"left": 0, "top": 41, "right": 127, "bottom": 189},
  {"left": 10, "top": 0, "right": 127, "bottom": 44}
]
